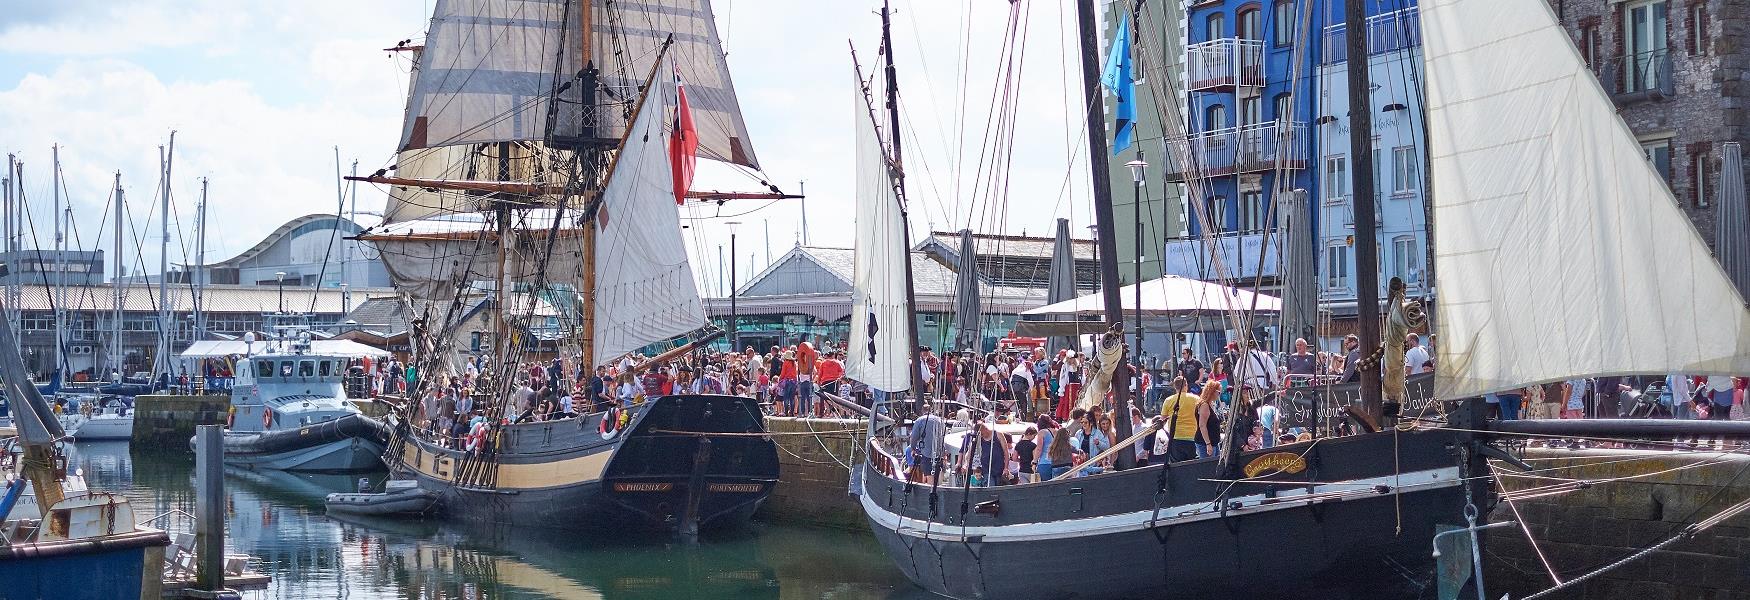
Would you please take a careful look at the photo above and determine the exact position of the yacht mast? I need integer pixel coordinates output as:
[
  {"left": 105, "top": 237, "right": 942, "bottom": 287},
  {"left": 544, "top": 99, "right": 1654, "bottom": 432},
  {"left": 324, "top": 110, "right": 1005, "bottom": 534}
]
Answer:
[
  {"left": 1073, "top": 0, "right": 1135, "bottom": 468},
  {"left": 1343, "top": 0, "right": 1384, "bottom": 418},
  {"left": 157, "top": 132, "right": 176, "bottom": 380},
  {"left": 112, "top": 171, "right": 124, "bottom": 377},
  {"left": 879, "top": 0, "right": 928, "bottom": 400},
  {"left": 195, "top": 177, "right": 208, "bottom": 340},
  {"left": 52, "top": 145, "right": 64, "bottom": 377}
]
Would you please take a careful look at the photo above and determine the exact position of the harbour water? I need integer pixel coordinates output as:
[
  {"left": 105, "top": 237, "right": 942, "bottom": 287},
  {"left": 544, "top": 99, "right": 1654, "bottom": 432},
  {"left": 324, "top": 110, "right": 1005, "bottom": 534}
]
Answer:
[{"left": 69, "top": 442, "right": 917, "bottom": 599}]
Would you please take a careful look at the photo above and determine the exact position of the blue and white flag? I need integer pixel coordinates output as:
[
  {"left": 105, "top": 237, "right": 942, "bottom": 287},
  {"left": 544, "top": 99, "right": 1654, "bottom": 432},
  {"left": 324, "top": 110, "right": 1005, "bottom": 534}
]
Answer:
[{"left": 1100, "top": 18, "right": 1135, "bottom": 154}]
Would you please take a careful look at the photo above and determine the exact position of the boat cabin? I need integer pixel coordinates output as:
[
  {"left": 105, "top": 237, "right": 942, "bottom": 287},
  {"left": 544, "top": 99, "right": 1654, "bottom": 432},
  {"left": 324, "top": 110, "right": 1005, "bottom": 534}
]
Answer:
[{"left": 228, "top": 351, "right": 358, "bottom": 434}]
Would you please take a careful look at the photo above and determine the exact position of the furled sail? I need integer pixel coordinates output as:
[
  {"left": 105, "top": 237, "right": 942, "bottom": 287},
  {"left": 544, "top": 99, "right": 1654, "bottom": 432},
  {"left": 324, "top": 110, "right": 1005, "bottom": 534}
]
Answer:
[
  {"left": 367, "top": 221, "right": 587, "bottom": 309},
  {"left": 400, "top": 0, "right": 758, "bottom": 170},
  {"left": 384, "top": 143, "right": 576, "bottom": 224},
  {"left": 591, "top": 59, "right": 708, "bottom": 364},
  {"left": 845, "top": 67, "right": 913, "bottom": 393},
  {"left": 1422, "top": 0, "right": 1750, "bottom": 398}
]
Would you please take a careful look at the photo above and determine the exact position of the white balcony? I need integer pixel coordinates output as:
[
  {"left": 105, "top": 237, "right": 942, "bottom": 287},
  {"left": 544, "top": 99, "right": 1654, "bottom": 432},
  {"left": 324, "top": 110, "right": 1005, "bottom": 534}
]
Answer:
[
  {"left": 1322, "top": 7, "right": 1421, "bottom": 64},
  {"left": 1186, "top": 38, "right": 1265, "bottom": 91},
  {"left": 1163, "top": 121, "right": 1307, "bottom": 182}
]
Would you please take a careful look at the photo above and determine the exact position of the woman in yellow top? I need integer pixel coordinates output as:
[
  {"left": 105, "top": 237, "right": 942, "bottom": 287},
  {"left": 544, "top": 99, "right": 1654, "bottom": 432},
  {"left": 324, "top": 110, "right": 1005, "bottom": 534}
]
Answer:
[{"left": 1159, "top": 376, "right": 1200, "bottom": 462}]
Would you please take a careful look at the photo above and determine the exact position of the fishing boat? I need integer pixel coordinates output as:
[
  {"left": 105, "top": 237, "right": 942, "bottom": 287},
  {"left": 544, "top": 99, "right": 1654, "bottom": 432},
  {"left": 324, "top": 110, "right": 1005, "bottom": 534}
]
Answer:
[
  {"left": 350, "top": 0, "right": 782, "bottom": 535},
  {"left": 216, "top": 333, "right": 388, "bottom": 473},
  {"left": 851, "top": 0, "right": 1750, "bottom": 598},
  {"left": 0, "top": 301, "right": 168, "bottom": 599}
]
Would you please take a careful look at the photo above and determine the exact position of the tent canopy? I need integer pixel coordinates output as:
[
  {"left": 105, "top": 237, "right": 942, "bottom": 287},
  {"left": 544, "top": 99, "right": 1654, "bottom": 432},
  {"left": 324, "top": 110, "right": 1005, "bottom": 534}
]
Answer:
[
  {"left": 179, "top": 339, "right": 392, "bottom": 360},
  {"left": 1016, "top": 275, "right": 1280, "bottom": 337}
]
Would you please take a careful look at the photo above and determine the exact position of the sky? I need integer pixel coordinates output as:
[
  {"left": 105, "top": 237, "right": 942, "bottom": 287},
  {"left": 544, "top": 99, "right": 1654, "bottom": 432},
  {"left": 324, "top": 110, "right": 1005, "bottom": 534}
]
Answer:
[{"left": 0, "top": 0, "right": 1101, "bottom": 294}]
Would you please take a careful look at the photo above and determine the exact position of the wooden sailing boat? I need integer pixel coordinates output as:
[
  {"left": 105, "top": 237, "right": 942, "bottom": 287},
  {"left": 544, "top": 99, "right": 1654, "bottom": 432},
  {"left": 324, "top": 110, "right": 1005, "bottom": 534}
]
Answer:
[
  {"left": 356, "top": 0, "right": 778, "bottom": 535},
  {"left": 853, "top": 0, "right": 1750, "bottom": 598}
]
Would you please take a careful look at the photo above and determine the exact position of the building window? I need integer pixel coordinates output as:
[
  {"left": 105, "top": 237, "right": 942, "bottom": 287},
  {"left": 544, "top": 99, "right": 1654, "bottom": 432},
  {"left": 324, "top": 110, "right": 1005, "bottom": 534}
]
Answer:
[
  {"left": 1207, "top": 12, "right": 1226, "bottom": 42},
  {"left": 1324, "top": 244, "right": 1350, "bottom": 290},
  {"left": 1238, "top": 7, "right": 1262, "bottom": 41},
  {"left": 1272, "top": 0, "right": 1295, "bottom": 47},
  {"left": 1577, "top": 22, "right": 1600, "bottom": 69},
  {"left": 1206, "top": 104, "right": 1228, "bottom": 131},
  {"left": 1324, "top": 155, "right": 1348, "bottom": 202},
  {"left": 1205, "top": 195, "right": 1230, "bottom": 232},
  {"left": 1274, "top": 93, "right": 1293, "bottom": 123},
  {"left": 1691, "top": 147, "right": 1711, "bottom": 208},
  {"left": 1622, "top": 0, "right": 1669, "bottom": 93},
  {"left": 1392, "top": 146, "right": 1418, "bottom": 195},
  {"left": 1392, "top": 236, "right": 1420, "bottom": 286},
  {"left": 1688, "top": 3, "right": 1708, "bottom": 55},
  {"left": 1240, "top": 96, "right": 1262, "bottom": 125},
  {"left": 1640, "top": 139, "right": 1672, "bottom": 185},
  {"left": 1239, "top": 190, "right": 1267, "bottom": 232}
]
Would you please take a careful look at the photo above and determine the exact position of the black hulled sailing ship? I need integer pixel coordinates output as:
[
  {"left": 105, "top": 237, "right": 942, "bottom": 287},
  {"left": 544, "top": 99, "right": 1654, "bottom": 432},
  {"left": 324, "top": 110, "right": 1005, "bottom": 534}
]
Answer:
[
  {"left": 352, "top": 0, "right": 780, "bottom": 535},
  {"left": 852, "top": 0, "right": 1750, "bottom": 598}
]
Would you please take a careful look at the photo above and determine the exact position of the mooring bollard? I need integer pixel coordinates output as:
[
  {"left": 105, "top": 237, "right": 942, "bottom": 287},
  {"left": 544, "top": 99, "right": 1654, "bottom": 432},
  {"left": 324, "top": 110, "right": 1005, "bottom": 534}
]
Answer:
[{"left": 194, "top": 424, "right": 225, "bottom": 593}]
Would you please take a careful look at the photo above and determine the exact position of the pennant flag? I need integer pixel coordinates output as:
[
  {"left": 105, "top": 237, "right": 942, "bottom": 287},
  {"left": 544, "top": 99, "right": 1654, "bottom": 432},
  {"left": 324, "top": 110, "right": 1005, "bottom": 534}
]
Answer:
[
  {"left": 669, "top": 70, "right": 699, "bottom": 205},
  {"left": 1100, "top": 18, "right": 1135, "bottom": 154}
]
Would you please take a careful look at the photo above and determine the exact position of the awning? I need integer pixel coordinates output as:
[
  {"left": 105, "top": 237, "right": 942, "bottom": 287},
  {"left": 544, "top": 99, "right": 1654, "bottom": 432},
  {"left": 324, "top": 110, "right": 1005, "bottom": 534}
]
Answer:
[
  {"left": 179, "top": 339, "right": 392, "bottom": 360},
  {"left": 1015, "top": 275, "right": 1281, "bottom": 337}
]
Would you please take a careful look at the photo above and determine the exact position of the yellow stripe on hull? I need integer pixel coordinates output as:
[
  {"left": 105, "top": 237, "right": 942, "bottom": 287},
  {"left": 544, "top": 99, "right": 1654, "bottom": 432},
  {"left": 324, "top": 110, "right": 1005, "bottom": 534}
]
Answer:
[{"left": 398, "top": 442, "right": 615, "bottom": 491}]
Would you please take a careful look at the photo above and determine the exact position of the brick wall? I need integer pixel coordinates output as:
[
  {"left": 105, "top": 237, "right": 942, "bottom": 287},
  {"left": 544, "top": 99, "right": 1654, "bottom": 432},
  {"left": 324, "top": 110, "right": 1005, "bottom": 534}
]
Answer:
[
  {"left": 1486, "top": 449, "right": 1750, "bottom": 599},
  {"left": 1547, "top": 0, "right": 1744, "bottom": 248},
  {"left": 756, "top": 417, "right": 869, "bottom": 529}
]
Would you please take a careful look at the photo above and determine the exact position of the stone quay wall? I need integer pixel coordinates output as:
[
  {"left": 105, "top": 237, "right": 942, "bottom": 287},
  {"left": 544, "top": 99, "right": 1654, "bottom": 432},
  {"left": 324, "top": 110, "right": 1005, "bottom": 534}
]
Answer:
[
  {"left": 132, "top": 395, "right": 231, "bottom": 450},
  {"left": 757, "top": 417, "right": 869, "bottom": 529},
  {"left": 1486, "top": 449, "right": 1750, "bottom": 600}
]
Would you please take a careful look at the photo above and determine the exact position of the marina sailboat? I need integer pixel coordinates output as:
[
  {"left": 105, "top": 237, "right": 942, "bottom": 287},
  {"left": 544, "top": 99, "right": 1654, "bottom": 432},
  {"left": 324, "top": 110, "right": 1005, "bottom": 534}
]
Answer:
[
  {"left": 852, "top": 0, "right": 1750, "bottom": 598},
  {"left": 352, "top": 0, "right": 779, "bottom": 535}
]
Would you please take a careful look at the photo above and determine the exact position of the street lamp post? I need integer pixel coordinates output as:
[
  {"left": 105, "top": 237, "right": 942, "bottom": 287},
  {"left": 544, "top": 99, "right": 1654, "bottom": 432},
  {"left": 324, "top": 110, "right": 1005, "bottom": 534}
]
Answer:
[
  {"left": 726, "top": 222, "right": 741, "bottom": 352},
  {"left": 275, "top": 271, "right": 287, "bottom": 314},
  {"left": 1126, "top": 153, "right": 1148, "bottom": 369}
]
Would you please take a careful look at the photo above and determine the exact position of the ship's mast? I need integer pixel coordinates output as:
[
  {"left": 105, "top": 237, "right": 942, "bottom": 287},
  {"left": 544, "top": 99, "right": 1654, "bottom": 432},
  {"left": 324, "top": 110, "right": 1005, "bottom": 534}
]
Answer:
[
  {"left": 1073, "top": 0, "right": 1135, "bottom": 468},
  {"left": 112, "top": 171, "right": 124, "bottom": 377},
  {"left": 51, "top": 145, "right": 63, "bottom": 377},
  {"left": 576, "top": 0, "right": 597, "bottom": 370},
  {"left": 158, "top": 132, "right": 175, "bottom": 380},
  {"left": 879, "top": 0, "right": 928, "bottom": 402},
  {"left": 195, "top": 177, "right": 208, "bottom": 340},
  {"left": 1343, "top": 0, "right": 1384, "bottom": 419}
]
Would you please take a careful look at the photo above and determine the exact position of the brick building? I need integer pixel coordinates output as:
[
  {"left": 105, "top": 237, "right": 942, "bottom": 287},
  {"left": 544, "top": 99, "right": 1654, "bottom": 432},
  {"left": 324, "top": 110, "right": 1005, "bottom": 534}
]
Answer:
[{"left": 1549, "top": 0, "right": 1741, "bottom": 246}]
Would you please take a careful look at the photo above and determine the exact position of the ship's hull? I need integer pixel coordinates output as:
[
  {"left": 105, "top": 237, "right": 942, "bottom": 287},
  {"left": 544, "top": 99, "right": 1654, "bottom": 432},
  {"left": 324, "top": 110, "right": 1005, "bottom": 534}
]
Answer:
[
  {"left": 860, "top": 425, "right": 1486, "bottom": 599},
  {"left": 398, "top": 394, "right": 779, "bottom": 534},
  {"left": 69, "top": 415, "right": 133, "bottom": 440},
  {"left": 221, "top": 413, "right": 390, "bottom": 473},
  {"left": 0, "top": 529, "right": 168, "bottom": 600}
]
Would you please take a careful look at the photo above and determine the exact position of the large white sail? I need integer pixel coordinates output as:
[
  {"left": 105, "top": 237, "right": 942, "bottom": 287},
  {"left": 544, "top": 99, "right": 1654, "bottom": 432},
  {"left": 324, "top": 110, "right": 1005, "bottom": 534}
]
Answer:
[
  {"left": 591, "top": 61, "right": 708, "bottom": 364},
  {"left": 845, "top": 68, "right": 913, "bottom": 393},
  {"left": 400, "top": 0, "right": 758, "bottom": 170},
  {"left": 1422, "top": 0, "right": 1750, "bottom": 398}
]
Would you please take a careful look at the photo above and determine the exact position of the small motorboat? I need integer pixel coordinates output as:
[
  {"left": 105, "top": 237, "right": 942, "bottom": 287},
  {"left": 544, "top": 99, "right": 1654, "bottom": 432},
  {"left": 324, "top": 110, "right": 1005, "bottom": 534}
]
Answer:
[
  {"left": 69, "top": 398, "right": 133, "bottom": 441},
  {"left": 323, "top": 480, "right": 437, "bottom": 517},
  {"left": 214, "top": 334, "right": 387, "bottom": 473}
]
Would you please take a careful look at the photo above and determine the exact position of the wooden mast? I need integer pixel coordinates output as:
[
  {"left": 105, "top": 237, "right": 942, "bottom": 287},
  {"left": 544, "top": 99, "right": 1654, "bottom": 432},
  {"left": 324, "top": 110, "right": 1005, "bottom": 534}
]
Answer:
[
  {"left": 879, "top": 1, "right": 928, "bottom": 403},
  {"left": 577, "top": 0, "right": 597, "bottom": 370},
  {"left": 1344, "top": 0, "right": 1384, "bottom": 419},
  {"left": 1073, "top": 0, "right": 1135, "bottom": 469}
]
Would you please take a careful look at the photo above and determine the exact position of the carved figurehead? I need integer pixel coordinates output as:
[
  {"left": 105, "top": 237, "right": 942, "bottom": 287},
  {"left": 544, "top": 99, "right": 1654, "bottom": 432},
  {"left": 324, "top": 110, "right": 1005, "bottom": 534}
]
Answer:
[{"left": 1382, "top": 277, "right": 1426, "bottom": 403}]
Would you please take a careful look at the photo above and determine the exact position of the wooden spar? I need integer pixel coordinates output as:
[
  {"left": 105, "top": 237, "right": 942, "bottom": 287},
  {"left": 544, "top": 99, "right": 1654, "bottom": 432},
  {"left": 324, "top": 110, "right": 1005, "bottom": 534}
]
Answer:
[
  {"left": 686, "top": 191, "right": 804, "bottom": 201},
  {"left": 385, "top": 44, "right": 425, "bottom": 52},
  {"left": 343, "top": 177, "right": 792, "bottom": 203},
  {"left": 577, "top": 0, "right": 597, "bottom": 371},
  {"left": 1343, "top": 0, "right": 1384, "bottom": 418},
  {"left": 623, "top": 329, "right": 726, "bottom": 376}
]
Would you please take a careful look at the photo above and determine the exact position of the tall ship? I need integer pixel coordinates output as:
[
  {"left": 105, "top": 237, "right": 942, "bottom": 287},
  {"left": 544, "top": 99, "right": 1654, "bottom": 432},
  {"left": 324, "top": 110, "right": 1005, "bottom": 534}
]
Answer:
[
  {"left": 352, "top": 0, "right": 779, "bottom": 535},
  {"left": 849, "top": 0, "right": 1750, "bottom": 598}
]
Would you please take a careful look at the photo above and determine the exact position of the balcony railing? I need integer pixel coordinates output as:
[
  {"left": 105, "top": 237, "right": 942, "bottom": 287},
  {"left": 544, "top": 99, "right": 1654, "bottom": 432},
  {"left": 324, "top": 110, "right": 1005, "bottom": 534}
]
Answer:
[
  {"left": 1164, "top": 121, "right": 1307, "bottom": 182},
  {"left": 1322, "top": 7, "right": 1421, "bottom": 64},
  {"left": 1600, "top": 49, "right": 1674, "bottom": 104},
  {"left": 1187, "top": 38, "right": 1265, "bottom": 91}
]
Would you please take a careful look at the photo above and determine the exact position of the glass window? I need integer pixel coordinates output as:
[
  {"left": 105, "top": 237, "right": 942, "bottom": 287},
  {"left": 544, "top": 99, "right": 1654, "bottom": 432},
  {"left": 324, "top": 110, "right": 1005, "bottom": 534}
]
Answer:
[
  {"left": 1205, "top": 196, "right": 1230, "bottom": 232},
  {"left": 1241, "top": 96, "right": 1261, "bottom": 126},
  {"left": 1239, "top": 190, "right": 1267, "bottom": 232},
  {"left": 1324, "top": 155, "right": 1349, "bottom": 201},
  {"left": 1623, "top": 1, "right": 1669, "bottom": 93},
  {"left": 1205, "top": 104, "right": 1228, "bottom": 131},
  {"left": 1689, "top": 3, "right": 1707, "bottom": 55},
  {"left": 1393, "top": 236, "right": 1420, "bottom": 285},
  {"left": 1325, "top": 244, "right": 1350, "bottom": 290},
  {"left": 1274, "top": 93, "right": 1293, "bottom": 123},
  {"left": 1640, "top": 140, "right": 1672, "bottom": 184},
  {"left": 1206, "top": 12, "right": 1226, "bottom": 42},
  {"left": 1238, "top": 8, "right": 1262, "bottom": 41},
  {"left": 1693, "top": 150, "right": 1710, "bottom": 208},
  {"left": 280, "top": 362, "right": 294, "bottom": 377},
  {"left": 257, "top": 361, "right": 272, "bottom": 378},
  {"left": 299, "top": 360, "right": 315, "bottom": 377},
  {"left": 1392, "top": 146, "right": 1418, "bottom": 194},
  {"left": 1272, "top": 0, "right": 1295, "bottom": 47},
  {"left": 319, "top": 361, "right": 332, "bottom": 377}
]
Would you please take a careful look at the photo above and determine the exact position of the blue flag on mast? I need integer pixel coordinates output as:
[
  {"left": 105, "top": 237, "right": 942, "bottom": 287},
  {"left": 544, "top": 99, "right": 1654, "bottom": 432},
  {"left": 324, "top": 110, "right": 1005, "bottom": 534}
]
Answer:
[{"left": 1100, "top": 17, "right": 1135, "bottom": 154}]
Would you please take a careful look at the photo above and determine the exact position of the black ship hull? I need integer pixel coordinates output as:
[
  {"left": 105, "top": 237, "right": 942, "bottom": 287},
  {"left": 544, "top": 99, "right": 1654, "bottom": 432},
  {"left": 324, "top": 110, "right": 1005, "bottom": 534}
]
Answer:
[
  {"left": 399, "top": 394, "right": 779, "bottom": 535},
  {"left": 860, "top": 425, "right": 1485, "bottom": 599}
]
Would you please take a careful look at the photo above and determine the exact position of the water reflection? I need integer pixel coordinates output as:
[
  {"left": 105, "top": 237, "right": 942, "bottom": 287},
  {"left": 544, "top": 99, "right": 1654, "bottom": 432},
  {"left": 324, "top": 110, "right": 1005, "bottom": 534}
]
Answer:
[{"left": 65, "top": 442, "right": 916, "bottom": 599}]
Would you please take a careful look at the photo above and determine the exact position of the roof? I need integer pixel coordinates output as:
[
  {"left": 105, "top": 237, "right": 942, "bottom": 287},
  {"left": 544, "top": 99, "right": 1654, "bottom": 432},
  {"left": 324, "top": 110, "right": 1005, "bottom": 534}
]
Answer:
[
  {"left": 12, "top": 284, "right": 397, "bottom": 313},
  {"left": 783, "top": 246, "right": 1047, "bottom": 299},
  {"left": 205, "top": 214, "right": 368, "bottom": 268},
  {"left": 343, "top": 297, "right": 412, "bottom": 335},
  {"left": 181, "top": 339, "right": 391, "bottom": 359},
  {"left": 920, "top": 230, "right": 1096, "bottom": 261}
]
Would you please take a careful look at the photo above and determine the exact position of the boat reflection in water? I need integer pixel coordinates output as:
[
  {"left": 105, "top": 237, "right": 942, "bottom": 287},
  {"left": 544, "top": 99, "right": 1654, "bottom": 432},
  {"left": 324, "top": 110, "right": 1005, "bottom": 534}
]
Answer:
[{"left": 66, "top": 441, "right": 914, "bottom": 599}]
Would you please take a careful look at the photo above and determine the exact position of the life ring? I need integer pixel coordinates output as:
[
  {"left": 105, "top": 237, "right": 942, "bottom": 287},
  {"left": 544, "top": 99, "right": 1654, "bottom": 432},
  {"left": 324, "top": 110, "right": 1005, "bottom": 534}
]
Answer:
[
  {"left": 464, "top": 421, "right": 488, "bottom": 452},
  {"left": 598, "top": 406, "right": 621, "bottom": 438},
  {"left": 263, "top": 407, "right": 274, "bottom": 429}
]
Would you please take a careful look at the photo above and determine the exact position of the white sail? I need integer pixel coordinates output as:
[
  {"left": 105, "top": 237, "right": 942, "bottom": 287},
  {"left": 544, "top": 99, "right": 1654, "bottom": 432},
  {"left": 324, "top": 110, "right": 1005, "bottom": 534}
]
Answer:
[
  {"left": 370, "top": 222, "right": 587, "bottom": 308},
  {"left": 1422, "top": 0, "right": 1750, "bottom": 398},
  {"left": 383, "top": 143, "right": 577, "bottom": 224},
  {"left": 400, "top": 0, "right": 758, "bottom": 169},
  {"left": 591, "top": 61, "right": 708, "bottom": 364},
  {"left": 845, "top": 67, "right": 913, "bottom": 393}
]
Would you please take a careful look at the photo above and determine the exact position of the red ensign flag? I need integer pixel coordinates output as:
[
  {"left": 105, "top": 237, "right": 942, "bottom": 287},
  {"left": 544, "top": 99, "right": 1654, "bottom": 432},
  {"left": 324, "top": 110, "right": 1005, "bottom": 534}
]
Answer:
[{"left": 669, "top": 72, "right": 698, "bottom": 204}]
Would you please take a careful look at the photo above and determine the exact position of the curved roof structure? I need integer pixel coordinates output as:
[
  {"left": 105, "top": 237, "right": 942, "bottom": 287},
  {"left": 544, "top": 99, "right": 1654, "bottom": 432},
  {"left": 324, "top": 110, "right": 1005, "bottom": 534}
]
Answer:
[{"left": 204, "top": 214, "right": 367, "bottom": 268}]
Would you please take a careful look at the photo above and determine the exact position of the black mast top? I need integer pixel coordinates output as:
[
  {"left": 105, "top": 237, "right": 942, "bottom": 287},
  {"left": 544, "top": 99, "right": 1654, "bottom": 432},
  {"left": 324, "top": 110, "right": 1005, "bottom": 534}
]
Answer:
[
  {"left": 1343, "top": 0, "right": 1384, "bottom": 418},
  {"left": 1074, "top": 0, "right": 1135, "bottom": 469},
  {"left": 881, "top": 1, "right": 929, "bottom": 402}
]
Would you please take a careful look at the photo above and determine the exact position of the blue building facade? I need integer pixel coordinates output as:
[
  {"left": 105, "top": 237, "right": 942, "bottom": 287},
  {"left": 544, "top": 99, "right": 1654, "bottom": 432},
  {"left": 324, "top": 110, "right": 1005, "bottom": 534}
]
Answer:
[
  {"left": 1163, "top": 0, "right": 1319, "bottom": 283},
  {"left": 1311, "top": 2, "right": 1429, "bottom": 345}
]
